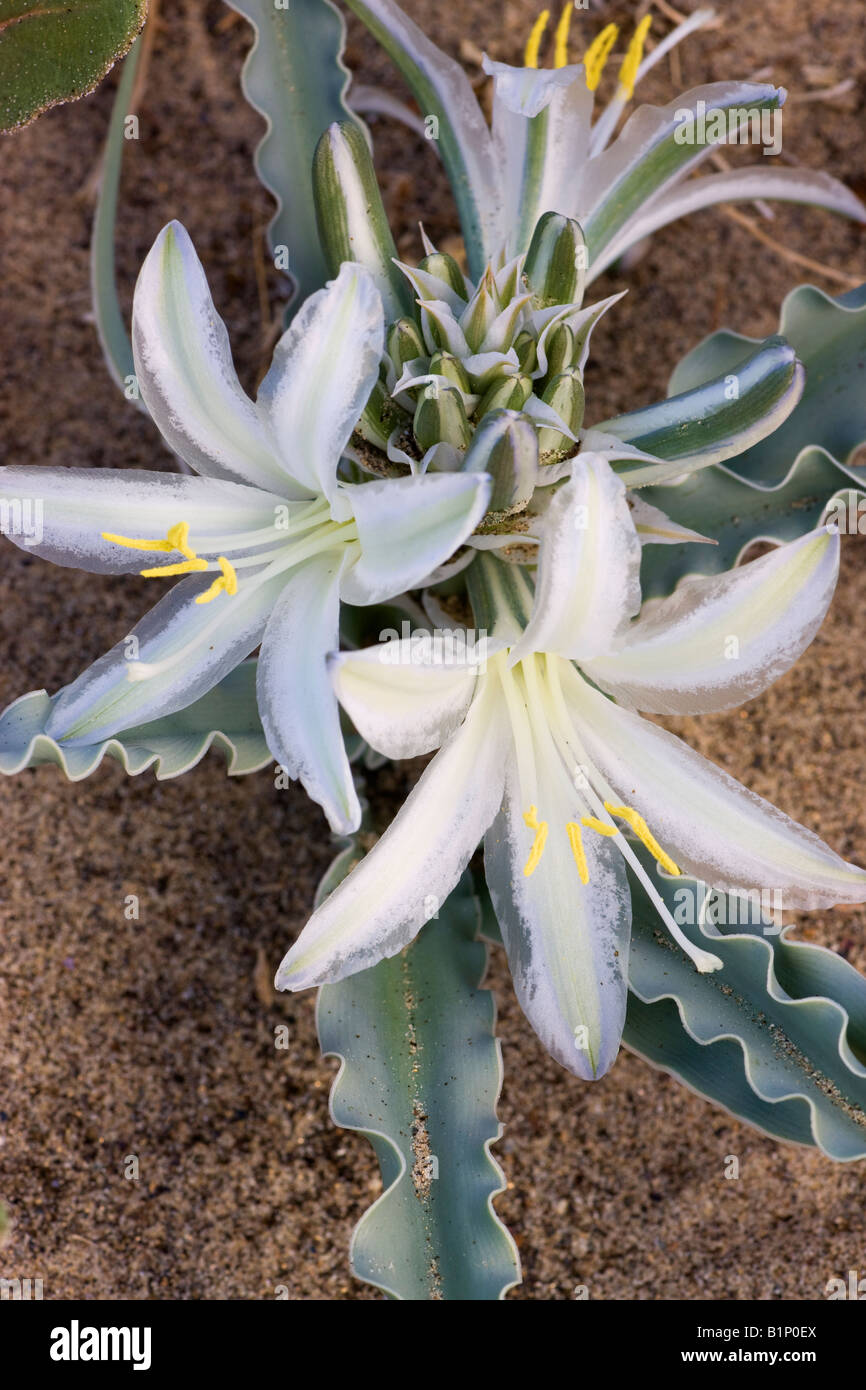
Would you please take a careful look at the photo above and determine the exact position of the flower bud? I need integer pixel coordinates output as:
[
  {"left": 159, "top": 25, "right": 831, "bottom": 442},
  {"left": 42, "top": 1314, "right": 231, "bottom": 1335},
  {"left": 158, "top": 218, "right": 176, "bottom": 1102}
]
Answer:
[
  {"left": 414, "top": 381, "right": 472, "bottom": 452},
  {"left": 463, "top": 409, "right": 539, "bottom": 515},
  {"left": 523, "top": 212, "right": 587, "bottom": 311},
  {"left": 313, "top": 122, "right": 413, "bottom": 322},
  {"left": 418, "top": 252, "right": 468, "bottom": 302},
  {"left": 538, "top": 368, "right": 585, "bottom": 461},
  {"left": 475, "top": 373, "right": 533, "bottom": 419},
  {"left": 387, "top": 317, "right": 426, "bottom": 370},
  {"left": 358, "top": 376, "right": 410, "bottom": 450},
  {"left": 543, "top": 323, "right": 576, "bottom": 382},
  {"left": 428, "top": 351, "right": 473, "bottom": 394},
  {"left": 513, "top": 329, "right": 538, "bottom": 374}
]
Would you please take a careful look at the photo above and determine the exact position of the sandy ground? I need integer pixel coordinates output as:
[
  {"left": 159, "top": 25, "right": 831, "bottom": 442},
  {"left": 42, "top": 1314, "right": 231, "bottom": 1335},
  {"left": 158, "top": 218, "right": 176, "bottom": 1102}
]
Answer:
[{"left": 1, "top": 0, "right": 865, "bottom": 1299}]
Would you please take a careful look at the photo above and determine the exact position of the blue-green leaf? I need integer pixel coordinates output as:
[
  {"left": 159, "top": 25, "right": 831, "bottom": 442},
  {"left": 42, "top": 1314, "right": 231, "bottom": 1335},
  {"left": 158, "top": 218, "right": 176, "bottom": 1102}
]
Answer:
[
  {"left": 317, "top": 871, "right": 520, "bottom": 1300},
  {"left": 668, "top": 283, "right": 866, "bottom": 485},
  {"left": 0, "top": 660, "right": 270, "bottom": 780},
  {"left": 597, "top": 335, "right": 803, "bottom": 485},
  {"left": 623, "top": 848, "right": 866, "bottom": 1160},
  {"left": 226, "top": 0, "right": 364, "bottom": 315},
  {"left": 637, "top": 447, "right": 865, "bottom": 600},
  {"left": 90, "top": 33, "right": 146, "bottom": 400}
]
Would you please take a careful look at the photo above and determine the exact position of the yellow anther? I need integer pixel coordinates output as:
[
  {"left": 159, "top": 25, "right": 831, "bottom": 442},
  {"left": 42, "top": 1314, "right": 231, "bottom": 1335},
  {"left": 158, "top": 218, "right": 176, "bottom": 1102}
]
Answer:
[
  {"left": 195, "top": 555, "right": 239, "bottom": 605},
  {"left": 523, "top": 805, "right": 549, "bottom": 876},
  {"left": 102, "top": 530, "right": 175, "bottom": 554},
  {"left": 603, "top": 801, "right": 680, "bottom": 876},
  {"left": 582, "top": 22, "right": 618, "bottom": 91},
  {"left": 618, "top": 13, "right": 652, "bottom": 99},
  {"left": 165, "top": 520, "right": 198, "bottom": 561},
  {"left": 566, "top": 822, "right": 589, "bottom": 885},
  {"left": 581, "top": 815, "right": 618, "bottom": 837},
  {"left": 553, "top": 2, "right": 573, "bottom": 68},
  {"left": 524, "top": 9, "right": 550, "bottom": 68},
  {"left": 140, "top": 556, "right": 208, "bottom": 579}
]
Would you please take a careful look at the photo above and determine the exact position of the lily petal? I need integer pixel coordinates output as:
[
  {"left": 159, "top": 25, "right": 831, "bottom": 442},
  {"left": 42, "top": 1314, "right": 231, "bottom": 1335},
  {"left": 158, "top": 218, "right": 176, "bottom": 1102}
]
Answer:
[
  {"left": 257, "top": 550, "right": 359, "bottom": 835},
  {"left": 581, "top": 82, "right": 785, "bottom": 267},
  {"left": 0, "top": 466, "right": 283, "bottom": 573},
  {"left": 594, "top": 167, "right": 866, "bottom": 278},
  {"left": 132, "top": 222, "right": 288, "bottom": 492},
  {"left": 276, "top": 677, "right": 510, "bottom": 990},
  {"left": 45, "top": 566, "right": 286, "bottom": 745},
  {"left": 566, "top": 669, "right": 866, "bottom": 909},
  {"left": 584, "top": 527, "right": 839, "bottom": 714},
  {"left": 511, "top": 454, "right": 641, "bottom": 665},
  {"left": 257, "top": 262, "right": 385, "bottom": 508},
  {"left": 339, "top": 471, "right": 492, "bottom": 604},
  {"left": 482, "top": 57, "right": 593, "bottom": 257},
  {"left": 485, "top": 754, "right": 631, "bottom": 1079},
  {"left": 331, "top": 637, "right": 483, "bottom": 759}
]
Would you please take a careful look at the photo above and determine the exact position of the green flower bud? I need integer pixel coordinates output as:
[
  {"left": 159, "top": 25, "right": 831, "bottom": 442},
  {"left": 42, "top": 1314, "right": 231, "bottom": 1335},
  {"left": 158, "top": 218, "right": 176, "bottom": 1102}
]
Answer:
[
  {"left": 428, "top": 351, "right": 472, "bottom": 394},
  {"left": 523, "top": 212, "right": 587, "bottom": 311},
  {"left": 513, "top": 329, "right": 538, "bottom": 374},
  {"left": 358, "top": 376, "right": 409, "bottom": 450},
  {"left": 413, "top": 381, "right": 472, "bottom": 452},
  {"left": 543, "top": 323, "right": 576, "bottom": 382},
  {"left": 387, "top": 317, "right": 426, "bottom": 370},
  {"left": 538, "top": 368, "right": 585, "bottom": 462},
  {"left": 464, "top": 409, "right": 539, "bottom": 516},
  {"left": 475, "top": 373, "right": 533, "bottom": 419},
  {"left": 418, "top": 252, "right": 468, "bottom": 302},
  {"left": 313, "top": 122, "right": 414, "bottom": 322}
]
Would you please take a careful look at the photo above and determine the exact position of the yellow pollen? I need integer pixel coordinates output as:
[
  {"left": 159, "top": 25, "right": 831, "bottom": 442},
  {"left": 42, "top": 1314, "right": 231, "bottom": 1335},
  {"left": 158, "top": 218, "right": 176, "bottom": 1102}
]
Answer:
[
  {"left": 582, "top": 22, "right": 618, "bottom": 91},
  {"left": 603, "top": 801, "right": 680, "bottom": 876},
  {"left": 553, "top": 2, "right": 573, "bottom": 68},
  {"left": 524, "top": 9, "right": 550, "bottom": 68},
  {"left": 618, "top": 13, "right": 652, "bottom": 100},
  {"left": 196, "top": 555, "right": 239, "bottom": 605},
  {"left": 566, "top": 822, "right": 589, "bottom": 885},
  {"left": 523, "top": 805, "right": 549, "bottom": 876}
]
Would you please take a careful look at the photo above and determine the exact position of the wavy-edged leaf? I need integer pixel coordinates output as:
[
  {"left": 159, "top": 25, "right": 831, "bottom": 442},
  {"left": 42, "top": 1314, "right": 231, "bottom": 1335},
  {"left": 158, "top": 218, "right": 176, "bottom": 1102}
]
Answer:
[
  {"left": 0, "top": 0, "right": 146, "bottom": 132},
  {"left": 342, "top": 0, "right": 500, "bottom": 279},
  {"left": 226, "top": 0, "right": 363, "bottom": 316},
  {"left": 623, "top": 848, "right": 866, "bottom": 1160},
  {"left": 317, "top": 870, "right": 520, "bottom": 1300},
  {"left": 637, "top": 447, "right": 866, "bottom": 599},
  {"left": 0, "top": 659, "right": 270, "bottom": 780},
  {"left": 669, "top": 282, "right": 866, "bottom": 484},
  {"left": 90, "top": 33, "right": 146, "bottom": 399},
  {"left": 597, "top": 335, "right": 803, "bottom": 485}
]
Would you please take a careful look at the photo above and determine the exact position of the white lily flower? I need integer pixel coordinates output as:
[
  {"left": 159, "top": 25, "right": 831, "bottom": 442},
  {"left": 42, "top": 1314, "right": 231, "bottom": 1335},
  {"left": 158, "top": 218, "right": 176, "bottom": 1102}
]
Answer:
[
  {"left": 344, "top": 0, "right": 865, "bottom": 278},
  {"left": 276, "top": 453, "right": 866, "bottom": 1079},
  {"left": 0, "top": 222, "right": 491, "bottom": 834}
]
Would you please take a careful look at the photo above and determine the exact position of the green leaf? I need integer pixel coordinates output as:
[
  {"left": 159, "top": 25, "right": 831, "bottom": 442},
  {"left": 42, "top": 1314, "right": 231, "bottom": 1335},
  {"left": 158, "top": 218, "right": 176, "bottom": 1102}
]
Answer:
[
  {"left": 0, "top": 660, "right": 271, "bottom": 780},
  {"left": 90, "top": 34, "right": 145, "bottom": 399},
  {"left": 668, "top": 283, "right": 866, "bottom": 485},
  {"left": 637, "top": 447, "right": 865, "bottom": 600},
  {"left": 317, "top": 871, "right": 520, "bottom": 1300},
  {"left": 0, "top": 0, "right": 146, "bottom": 132},
  {"left": 597, "top": 335, "right": 804, "bottom": 486},
  {"left": 623, "top": 848, "right": 866, "bottom": 1160},
  {"left": 226, "top": 0, "right": 364, "bottom": 316}
]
